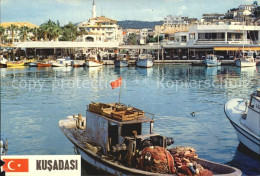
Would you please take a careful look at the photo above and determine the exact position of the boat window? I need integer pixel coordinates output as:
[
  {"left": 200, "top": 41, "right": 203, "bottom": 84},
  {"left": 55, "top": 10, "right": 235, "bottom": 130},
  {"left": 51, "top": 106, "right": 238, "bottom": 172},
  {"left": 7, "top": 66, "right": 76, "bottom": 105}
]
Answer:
[
  {"left": 108, "top": 125, "right": 118, "bottom": 147},
  {"left": 250, "top": 97, "right": 255, "bottom": 108},
  {"left": 121, "top": 123, "right": 142, "bottom": 137}
]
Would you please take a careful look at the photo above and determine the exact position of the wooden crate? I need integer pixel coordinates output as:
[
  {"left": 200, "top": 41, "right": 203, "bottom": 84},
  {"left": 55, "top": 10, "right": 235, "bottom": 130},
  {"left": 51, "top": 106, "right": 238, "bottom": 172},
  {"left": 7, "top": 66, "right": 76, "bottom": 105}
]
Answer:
[{"left": 89, "top": 103, "right": 112, "bottom": 115}]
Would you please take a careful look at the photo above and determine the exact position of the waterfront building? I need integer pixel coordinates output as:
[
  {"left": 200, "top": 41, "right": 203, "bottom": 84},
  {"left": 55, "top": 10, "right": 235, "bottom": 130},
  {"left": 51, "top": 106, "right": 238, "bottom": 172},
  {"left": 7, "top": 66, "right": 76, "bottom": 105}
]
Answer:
[
  {"left": 0, "top": 22, "right": 38, "bottom": 43},
  {"left": 140, "top": 28, "right": 154, "bottom": 45},
  {"left": 77, "top": 0, "right": 123, "bottom": 44},
  {"left": 188, "top": 24, "right": 260, "bottom": 45}
]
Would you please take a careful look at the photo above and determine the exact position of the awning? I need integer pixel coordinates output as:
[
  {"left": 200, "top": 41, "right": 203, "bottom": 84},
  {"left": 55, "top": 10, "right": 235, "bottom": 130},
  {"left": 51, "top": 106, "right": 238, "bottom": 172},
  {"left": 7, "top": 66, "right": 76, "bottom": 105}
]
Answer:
[{"left": 214, "top": 47, "right": 260, "bottom": 51}]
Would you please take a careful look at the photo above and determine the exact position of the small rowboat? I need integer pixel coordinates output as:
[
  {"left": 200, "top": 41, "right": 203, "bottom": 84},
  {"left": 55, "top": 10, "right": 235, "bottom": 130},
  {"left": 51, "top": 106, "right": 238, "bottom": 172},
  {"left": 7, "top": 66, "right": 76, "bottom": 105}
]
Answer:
[
  {"left": 37, "top": 63, "right": 52, "bottom": 67},
  {"left": 7, "top": 62, "right": 25, "bottom": 67}
]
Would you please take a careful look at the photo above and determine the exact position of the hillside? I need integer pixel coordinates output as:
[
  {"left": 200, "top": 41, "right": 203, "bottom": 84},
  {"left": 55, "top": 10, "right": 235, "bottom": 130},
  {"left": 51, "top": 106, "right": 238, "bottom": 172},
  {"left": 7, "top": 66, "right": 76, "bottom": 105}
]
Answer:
[{"left": 118, "top": 20, "right": 163, "bottom": 29}]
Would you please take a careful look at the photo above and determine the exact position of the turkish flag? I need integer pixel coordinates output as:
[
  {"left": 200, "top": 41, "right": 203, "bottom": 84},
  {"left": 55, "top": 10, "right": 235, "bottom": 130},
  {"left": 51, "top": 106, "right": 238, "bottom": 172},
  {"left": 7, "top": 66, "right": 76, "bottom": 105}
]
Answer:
[
  {"left": 2, "top": 159, "right": 29, "bottom": 172},
  {"left": 110, "top": 77, "right": 122, "bottom": 89}
]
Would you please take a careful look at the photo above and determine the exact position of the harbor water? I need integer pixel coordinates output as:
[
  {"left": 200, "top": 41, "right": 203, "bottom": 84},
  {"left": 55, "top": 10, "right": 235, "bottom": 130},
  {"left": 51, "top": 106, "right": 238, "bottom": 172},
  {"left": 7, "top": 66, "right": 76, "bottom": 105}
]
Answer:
[{"left": 1, "top": 65, "right": 260, "bottom": 175}]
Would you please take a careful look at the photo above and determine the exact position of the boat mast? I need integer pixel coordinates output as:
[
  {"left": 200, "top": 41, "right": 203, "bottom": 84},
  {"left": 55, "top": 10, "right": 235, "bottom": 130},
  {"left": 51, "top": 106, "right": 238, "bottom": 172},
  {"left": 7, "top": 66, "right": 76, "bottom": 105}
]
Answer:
[{"left": 242, "top": 17, "right": 245, "bottom": 58}]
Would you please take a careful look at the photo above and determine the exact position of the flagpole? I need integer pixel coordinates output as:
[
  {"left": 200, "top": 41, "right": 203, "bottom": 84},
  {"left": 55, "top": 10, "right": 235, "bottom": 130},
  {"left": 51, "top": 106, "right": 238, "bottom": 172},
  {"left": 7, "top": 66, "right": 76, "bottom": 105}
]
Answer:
[{"left": 119, "top": 84, "right": 122, "bottom": 104}]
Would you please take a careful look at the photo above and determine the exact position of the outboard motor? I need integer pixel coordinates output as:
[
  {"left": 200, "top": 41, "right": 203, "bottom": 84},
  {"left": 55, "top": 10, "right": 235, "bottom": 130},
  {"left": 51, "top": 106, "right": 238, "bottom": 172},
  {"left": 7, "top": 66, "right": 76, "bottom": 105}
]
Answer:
[
  {"left": 166, "top": 137, "right": 174, "bottom": 146},
  {"left": 1, "top": 138, "right": 8, "bottom": 155}
]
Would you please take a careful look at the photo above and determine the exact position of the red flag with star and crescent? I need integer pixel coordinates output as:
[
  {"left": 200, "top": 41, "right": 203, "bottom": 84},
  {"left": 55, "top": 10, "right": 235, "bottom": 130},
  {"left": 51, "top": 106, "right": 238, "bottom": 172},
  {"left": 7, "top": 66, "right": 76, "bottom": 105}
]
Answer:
[
  {"left": 2, "top": 159, "right": 29, "bottom": 172},
  {"left": 110, "top": 77, "right": 122, "bottom": 89}
]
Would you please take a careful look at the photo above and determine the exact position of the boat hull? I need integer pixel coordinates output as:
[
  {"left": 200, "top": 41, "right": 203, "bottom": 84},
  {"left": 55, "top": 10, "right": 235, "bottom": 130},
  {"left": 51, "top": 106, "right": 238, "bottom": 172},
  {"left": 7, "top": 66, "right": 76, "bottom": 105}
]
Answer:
[
  {"left": 0, "top": 64, "right": 7, "bottom": 68},
  {"left": 37, "top": 63, "right": 52, "bottom": 67},
  {"left": 7, "top": 62, "right": 25, "bottom": 67},
  {"left": 86, "top": 60, "right": 103, "bottom": 67},
  {"left": 235, "top": 59, "right": 256, "bottom": 67},
  {"left": 114, "top": 60, "right": 129, "bottom": 67},
  {"left": 59, "top": 117, "right": 242, "bottom": 176},
  {"left": 205, "top": 60, "right": 221, "bottom": 67},
  {"left": 136, "top": 59, "right": 153, "bottom": 68},
  {"left": 29, "top": 63, "right": 37, "bottom": 67},
  {"left": 224, "top": 99, "right": 260, "bottom": 155}
]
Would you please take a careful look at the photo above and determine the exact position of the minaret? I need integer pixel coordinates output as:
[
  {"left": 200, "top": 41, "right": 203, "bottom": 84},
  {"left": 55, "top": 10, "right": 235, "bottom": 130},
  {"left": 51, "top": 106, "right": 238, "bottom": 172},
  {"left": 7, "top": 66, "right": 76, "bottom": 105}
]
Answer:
[{"left": 92, "top": 0, "right": 96, "bottom": 18}]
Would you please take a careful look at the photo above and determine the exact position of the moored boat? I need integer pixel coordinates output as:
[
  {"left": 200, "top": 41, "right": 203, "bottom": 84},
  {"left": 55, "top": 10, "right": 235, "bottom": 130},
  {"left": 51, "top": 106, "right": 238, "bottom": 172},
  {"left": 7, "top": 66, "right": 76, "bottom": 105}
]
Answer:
[
  {"left": 28, "top": 62, "right": 38, "bottom": 67},
  {"left": 235, "top": 51, "right": 256, "bottom": 67},
  {"left": 52, "top": 57, "right": 72, "bottom": 67},
  {"left": 85, "top": 57, "right": 103, "bottom": 67},
  {"left": 37, "top": 63, "right": 52, "bottom": 67},
  {"left": 7, "top": 61, "right": 25, "bottom": 67},
  {"left": 224, "top": 89, "right": 260, "bottom": 155},
  {"left": 71, "top": 60, "right": 86, "bottom": 68},
  {"left": 114, "top": 54, "right": 129, "bottom": 67},
  {"left": 0, "top": 56, "right": 8, "bottom": 68},
  {"left": 204, "top": 55, "right": 221, "bottom": 67},
  {"left": 136, "top": 54, "right": 154, "bottom": 68},
  {"left": 59, "top": 102, "right": 242, "bottom": 176}
]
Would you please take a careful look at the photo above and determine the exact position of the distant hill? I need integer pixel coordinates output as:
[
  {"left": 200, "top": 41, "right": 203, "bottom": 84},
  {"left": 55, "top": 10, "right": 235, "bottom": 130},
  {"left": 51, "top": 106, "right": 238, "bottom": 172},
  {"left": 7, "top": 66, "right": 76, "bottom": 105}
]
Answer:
[{"left": 118, "top": 20, "right": 163, "bottom": 29}]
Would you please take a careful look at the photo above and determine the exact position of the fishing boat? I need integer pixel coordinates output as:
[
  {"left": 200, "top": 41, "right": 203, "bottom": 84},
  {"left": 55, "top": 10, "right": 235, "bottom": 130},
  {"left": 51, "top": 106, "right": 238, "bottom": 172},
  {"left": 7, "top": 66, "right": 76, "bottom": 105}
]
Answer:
[
  {"left": 235, "top": 51, "right": 256, "bottom": 67},
  {"left": 114, "top": 54, "right": 129, "bottom": 67},
  {"left": 52, "top": 58, "right": 72, "bottom": 67},
  {"left": 136, "top": 54, "right": 154, "bottom": 68},
  {"left": 7, "top": 61, "right": 25, "bottom": 68},
  {"left": 85, "top": 56, "right": 103, "bottom": 67},
  {"left": 224, "top": 89, "right": 260, "bottom": 155},
  {"left": 72, "top": 60, "right": 86, "bottom": 68},
  {"left": 59, "top": 102, "right": 242, "bottom": 176},
  {"left": 204, "top": 55, "right": 221, "bottom": 67}
]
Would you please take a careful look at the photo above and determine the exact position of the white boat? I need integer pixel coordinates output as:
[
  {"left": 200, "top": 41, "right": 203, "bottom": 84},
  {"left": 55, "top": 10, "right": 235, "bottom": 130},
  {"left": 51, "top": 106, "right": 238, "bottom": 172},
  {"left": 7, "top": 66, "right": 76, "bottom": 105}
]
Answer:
[
  {"left": 235, "top": 51, "right": 256, "bottom": 67},
  {"left": 0, "top": 56, "right": 8, "bottom": 68},
  {"left": 224, "top": 89, "right": 260, "bottom": 155},
  {"left": 204, "top": 55, "right": 221, "bottom": 67},
  {"left": 59, "top": 102, "right": 242, "bottom": 176},
  {"left": 28, "top": 62, "right": 37, "bottom": 67},
  {"left": 136, "top": 54, "right": 154, "bottom": 68},
  {"left": 52, "top": 58, "right": 72, "bottom": 67},
  {"left": 85, "top": 60, "right": 103, "bottom": 67},
  {"left": 114, "top": 54, "right": 129, "bottom": 67}
]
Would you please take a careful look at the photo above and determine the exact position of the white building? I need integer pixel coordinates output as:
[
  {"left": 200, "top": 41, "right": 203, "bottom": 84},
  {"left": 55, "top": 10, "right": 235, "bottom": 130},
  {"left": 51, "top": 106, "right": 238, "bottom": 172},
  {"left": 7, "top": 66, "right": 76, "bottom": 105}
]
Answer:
[
  {"left": 163, "top": 15, "right": 190, "bottom": 25},
  {"left": 188, "top": 24, "right": 260, "bottom": 45},
  {"left": 140, "top": 28, "right": 154, "bottom": 45},
  {"left": 77, "top": 0, "right": 123, "bottom": 44}
]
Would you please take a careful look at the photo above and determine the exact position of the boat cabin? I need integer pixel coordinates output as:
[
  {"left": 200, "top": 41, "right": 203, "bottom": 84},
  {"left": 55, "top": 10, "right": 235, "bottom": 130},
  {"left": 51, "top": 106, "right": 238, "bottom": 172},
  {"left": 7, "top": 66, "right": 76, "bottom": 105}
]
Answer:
[
  {"left": 246, "top": 89, "right": 260, "bottom": 135},
  {"left": 205, "top": 54, "right": 218, "bottom": 61},
  {"left": 85, "top": 103, "right": 172, "bottom": 158}
]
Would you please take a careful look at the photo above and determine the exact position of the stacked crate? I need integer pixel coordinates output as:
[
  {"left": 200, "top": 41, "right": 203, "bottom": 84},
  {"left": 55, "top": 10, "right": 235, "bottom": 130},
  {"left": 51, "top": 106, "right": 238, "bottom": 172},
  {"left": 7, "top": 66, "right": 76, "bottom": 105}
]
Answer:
[{"left": 88, "top": 103, "right": 145, "bottom": 121}]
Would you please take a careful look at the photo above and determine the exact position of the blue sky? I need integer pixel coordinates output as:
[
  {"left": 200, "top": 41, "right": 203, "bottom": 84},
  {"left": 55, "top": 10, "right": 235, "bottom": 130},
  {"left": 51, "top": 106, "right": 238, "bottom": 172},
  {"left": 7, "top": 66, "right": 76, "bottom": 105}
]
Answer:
[{"left": 0, "top": 0, "right": 256, "bottom": 25}]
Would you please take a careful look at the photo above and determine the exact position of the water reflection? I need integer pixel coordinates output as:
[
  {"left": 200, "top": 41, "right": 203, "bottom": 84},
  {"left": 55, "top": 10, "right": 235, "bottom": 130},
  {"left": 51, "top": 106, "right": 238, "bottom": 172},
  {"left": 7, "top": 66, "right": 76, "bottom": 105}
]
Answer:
[
  {"left": 204, "top": 66, "right": 221, "bottom": 76},
  {"left": 136, "top": 67, "right": 153, "bottom": 77}
]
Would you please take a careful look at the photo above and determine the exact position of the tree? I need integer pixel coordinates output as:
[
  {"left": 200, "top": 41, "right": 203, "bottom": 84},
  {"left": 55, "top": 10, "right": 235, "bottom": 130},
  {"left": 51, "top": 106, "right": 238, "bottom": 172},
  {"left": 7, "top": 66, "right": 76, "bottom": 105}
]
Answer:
[
  {"left": 0, "top": 26, "right": 5, "bottom": 44},
  {"left": 254, "top": 6, "right": 260, "bottom": 19},
  {"left": 19, "top": 26, "right": 30, "bottom": 42},
  {"left": 30, "top": 27, "right": 39, "bottom": 41},
  {"left": 7, "top": 24, "right": 18, "bottom": 44},
  {"left": 39, "top": 19, "right": 61, "bottom": 41},
  {"left": 60, "top": 22, "right": 78, "bottom": 41},
  {"left": 127, "top": 33, "right": 138, "bottom": 45}
]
